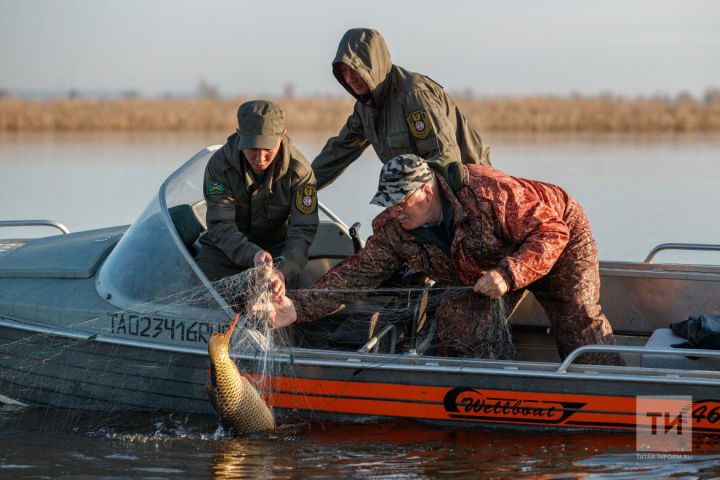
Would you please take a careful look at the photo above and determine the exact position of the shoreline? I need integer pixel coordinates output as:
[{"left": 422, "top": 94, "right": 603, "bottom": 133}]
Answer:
[{"left": 1, "top": 95, "right": 719, "bottom": 132}]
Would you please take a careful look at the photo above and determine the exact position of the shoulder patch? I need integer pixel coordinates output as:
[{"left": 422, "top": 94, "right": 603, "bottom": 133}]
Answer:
[
  {"left": 206, "top": 183, "right": 227, "bottom": 195},
  {"left": 406, "top": 110, "right": 433, "bottom": 139},
  {"left": 295, "top": 185, "right": 317, "bottom": 214}
]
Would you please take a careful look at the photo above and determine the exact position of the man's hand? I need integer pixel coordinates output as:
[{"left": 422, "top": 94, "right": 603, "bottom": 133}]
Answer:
[
  {"left": 253, "top": 250, "right": 273, "bottom": 268},
  {"left": 252, "top": 294, "right": 297, "bottom": 329},
  {"left": 254, "top": 250, "right": 286, "bottom": 298},
  {"left": 267, "top": 270, "right": 286, "bottom": 299},
  {"left": 473, "top": 269, "right": 509, "bottom": 299}
]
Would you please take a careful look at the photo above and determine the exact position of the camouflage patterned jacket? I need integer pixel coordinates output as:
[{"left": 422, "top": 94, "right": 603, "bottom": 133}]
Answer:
[
  {"left": 292, "top": 164, "right": 579, "bottom": 322},
  {"left": 312, "top": 28, "right": 490, "bottom": 189},
  {"left": 199, "top": 133, "right": 318, "bottom": 281}
]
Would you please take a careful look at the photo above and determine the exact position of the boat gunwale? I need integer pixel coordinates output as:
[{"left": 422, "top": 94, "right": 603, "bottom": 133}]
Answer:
[
  {"left": 3, "top": 315, "right": 719, "bottom": 388},
  {"left": 600, "top": 260, "right": 720, "bottom": 278}
]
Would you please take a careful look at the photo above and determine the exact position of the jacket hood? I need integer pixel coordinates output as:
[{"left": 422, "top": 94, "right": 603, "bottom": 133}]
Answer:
[{"left": 332, "top": 28, "right": 393, "bottom": 107}]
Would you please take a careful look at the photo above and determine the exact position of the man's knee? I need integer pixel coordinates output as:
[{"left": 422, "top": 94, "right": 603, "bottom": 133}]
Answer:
[{"left": 551, "top": 307, "right": 624, "bottom": 365}]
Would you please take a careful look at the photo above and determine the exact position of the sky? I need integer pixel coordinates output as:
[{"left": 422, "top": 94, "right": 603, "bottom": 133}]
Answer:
[{"left": 0, "top": 0, "right": 718, "bottom": 99}]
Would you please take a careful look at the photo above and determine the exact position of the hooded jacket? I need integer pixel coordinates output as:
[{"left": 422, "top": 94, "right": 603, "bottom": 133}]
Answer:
[
  {"left": 312, "top": 28, "right": 490, "bottom": 189},
  {"left": 199, "top": 133, "right": 318, "bottom": 281}
]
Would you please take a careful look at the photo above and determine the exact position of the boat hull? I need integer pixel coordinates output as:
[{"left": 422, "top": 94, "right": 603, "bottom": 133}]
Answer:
[
  {"left": 3, "top": 317, "right": 719, "bottom": 434},
  {"left": 0, "top": 318, "right": 213, "bottom": 413},
  {"left": 254, "top": 361, "right": 720, "bottom": 434}
]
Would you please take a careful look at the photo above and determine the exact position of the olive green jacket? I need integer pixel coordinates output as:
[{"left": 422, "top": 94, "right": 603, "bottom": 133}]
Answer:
[
  {"left": 199, "top": 134, "right": 318, "bottom": 281},
  {"left": 312, "top": 28, "right": 490, "bottom": 189}
]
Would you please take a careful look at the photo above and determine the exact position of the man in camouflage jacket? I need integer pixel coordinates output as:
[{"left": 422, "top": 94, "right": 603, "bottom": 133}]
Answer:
[
  {"left": 195, "top": 100, "right": 318, "bottom": 292},
  {"left": 271, "top": 154, "right": 621, "bottom": 365},
  {"left": 312, "top": 28, "right": 490, "bottom": 190}
]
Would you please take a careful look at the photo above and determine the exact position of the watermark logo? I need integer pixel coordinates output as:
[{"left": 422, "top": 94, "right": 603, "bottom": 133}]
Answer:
[{"left": 636, "top": 396, "right": 692, "bottom": 453}]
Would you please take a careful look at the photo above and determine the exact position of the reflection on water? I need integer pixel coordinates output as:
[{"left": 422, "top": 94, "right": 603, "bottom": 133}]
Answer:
[
  {"left": 1, "top": 131, "right": 719, "bottom": 261},
  {"left": 2, "top": 406, "right": 720, "bottom": 479}
]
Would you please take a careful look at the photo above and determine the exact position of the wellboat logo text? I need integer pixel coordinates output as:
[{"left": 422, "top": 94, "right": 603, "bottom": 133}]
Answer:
[{"left": 443, "top": 388, "right": 586, "bottom": 424}]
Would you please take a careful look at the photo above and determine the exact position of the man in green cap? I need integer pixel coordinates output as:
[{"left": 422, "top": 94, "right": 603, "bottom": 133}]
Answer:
[
  {"left": 312, "top": 28, "right": 491, "bottom": 190},
  {"left": 194, "top": 100, "right": 318, "bottom": 297}
]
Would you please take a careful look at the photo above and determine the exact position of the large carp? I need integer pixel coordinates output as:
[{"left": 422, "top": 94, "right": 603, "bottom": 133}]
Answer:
[{"left": 206, "top": 314, "right": 275, "bottom": 434}]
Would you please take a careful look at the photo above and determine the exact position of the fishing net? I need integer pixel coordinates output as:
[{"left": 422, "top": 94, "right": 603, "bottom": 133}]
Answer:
[
  {"left": 191, "top": 261, "right": 516, "bottom": 363},
  {"left": 0, "top": 259, "right": 515, "bottom": 431}
]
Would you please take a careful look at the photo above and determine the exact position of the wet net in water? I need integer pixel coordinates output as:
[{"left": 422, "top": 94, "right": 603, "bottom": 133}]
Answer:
[{"left": 0, "top": 263, "right": 515, "bottom": 431}]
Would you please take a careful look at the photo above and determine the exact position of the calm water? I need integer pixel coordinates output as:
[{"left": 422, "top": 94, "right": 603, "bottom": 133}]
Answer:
[
  {"left": 2, "top": 131, "right": 720, "bottom": 261},
  {"left": 2, "top": 131, "right": 720, "bottom": 478},
  {"left": 3, "top": 406, "right": 720, "bottom": 479}
]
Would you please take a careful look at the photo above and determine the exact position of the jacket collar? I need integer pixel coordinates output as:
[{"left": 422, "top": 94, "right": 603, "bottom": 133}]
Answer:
[{"left": 435, "top": 171, "right": 469, "bottom": 227}]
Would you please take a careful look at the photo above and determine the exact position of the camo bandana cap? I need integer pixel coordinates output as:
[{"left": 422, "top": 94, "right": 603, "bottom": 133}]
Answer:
[{"left": 370, "top": 154, "right": 434, "bottom": 207}]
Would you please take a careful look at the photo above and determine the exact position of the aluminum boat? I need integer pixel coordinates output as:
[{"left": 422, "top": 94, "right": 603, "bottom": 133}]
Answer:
[{"left": 1, "top": 146, "right": 719, "bottom": 434}]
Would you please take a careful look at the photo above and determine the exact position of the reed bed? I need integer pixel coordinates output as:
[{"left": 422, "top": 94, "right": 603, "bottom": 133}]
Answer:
[{"left": 1, "top": 95, "right": 719, "bottom": 132}]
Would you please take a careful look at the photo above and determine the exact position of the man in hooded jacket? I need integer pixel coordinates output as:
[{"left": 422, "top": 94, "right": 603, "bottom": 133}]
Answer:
[{"left": 312, "top": 28, "right": 491, "bottom": 190}]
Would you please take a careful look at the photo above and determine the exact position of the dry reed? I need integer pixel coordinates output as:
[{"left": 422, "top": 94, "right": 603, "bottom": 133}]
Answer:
[{"left": 1, "top": 95, "right": 719, "bottom": 133}]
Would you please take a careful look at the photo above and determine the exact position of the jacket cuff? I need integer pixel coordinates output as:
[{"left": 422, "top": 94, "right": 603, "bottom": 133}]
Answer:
[
  {"left": 287, "top": 291, "right": 310, "bottom": 323},
  {"left": 278, "top": 262, "right": 298, "bottom": 284},
  {"left": 236, "top": 244, "right": 262, "bottom": 268},
  {"left": 496, "top": 265, "right": 516, "bottom": 291}
]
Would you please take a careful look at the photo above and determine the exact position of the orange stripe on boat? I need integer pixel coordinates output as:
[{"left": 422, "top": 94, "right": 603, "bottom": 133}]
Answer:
[{"left": 241, "top": 374, "right": 720, "bottom": 432}]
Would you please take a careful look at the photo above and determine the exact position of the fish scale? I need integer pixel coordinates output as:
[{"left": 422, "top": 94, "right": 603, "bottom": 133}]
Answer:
[{"left": 206, "top": 314, "right": 275, "bottom": 434}]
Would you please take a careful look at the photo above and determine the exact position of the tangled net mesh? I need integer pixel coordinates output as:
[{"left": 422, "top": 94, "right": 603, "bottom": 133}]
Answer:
[
  {"left": 0, "top": 261, "right": 515, "bottom": 426},
  {"left": 209, "top": 263, "right": 515, "bottom": 361}
]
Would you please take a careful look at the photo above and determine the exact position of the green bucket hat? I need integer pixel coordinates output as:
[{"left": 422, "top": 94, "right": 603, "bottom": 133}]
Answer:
[
  {"left": 370, "top": 154, "right": 434, "bottom": 207},
  {"left": 236, "top": 100, "right": 285, "bottom": 150}
]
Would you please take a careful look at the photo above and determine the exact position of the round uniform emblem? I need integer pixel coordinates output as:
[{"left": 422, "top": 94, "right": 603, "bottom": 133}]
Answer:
[
  {"left": 407, "top": 110, "right": 432, "bottom": 138},
  {"left": 296, "top": 185, "right": 317, "bottom": 214}
]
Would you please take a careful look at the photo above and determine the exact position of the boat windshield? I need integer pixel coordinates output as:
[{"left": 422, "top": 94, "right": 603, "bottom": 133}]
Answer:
[{"left": 96, "top": 146, "right": 230, "bottom": 322}]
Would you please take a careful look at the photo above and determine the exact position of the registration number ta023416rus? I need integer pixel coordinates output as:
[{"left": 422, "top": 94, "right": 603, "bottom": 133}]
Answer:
[{"left": 109, "top": 313, "right": 228, "bottom": 344}]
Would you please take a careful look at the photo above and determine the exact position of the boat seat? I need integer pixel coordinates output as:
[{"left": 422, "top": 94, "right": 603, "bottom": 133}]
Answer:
[
  {"left": 169, "top": 204, "right": 205, "bottom": 255},
  {"left": 294, "top": 222, "right": 356, "bottom": 289},
  {"left": 641, "top": 328, "right": 720, "bottom": 370}
]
